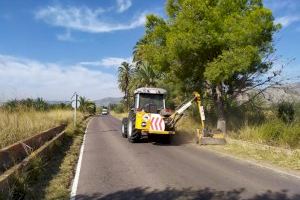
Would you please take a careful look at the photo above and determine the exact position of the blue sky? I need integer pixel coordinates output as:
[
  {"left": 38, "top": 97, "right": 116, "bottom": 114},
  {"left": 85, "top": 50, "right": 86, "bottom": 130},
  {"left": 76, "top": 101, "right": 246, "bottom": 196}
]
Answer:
[{"left": 0, "top": 0, "right": 299, "bottom": 101}]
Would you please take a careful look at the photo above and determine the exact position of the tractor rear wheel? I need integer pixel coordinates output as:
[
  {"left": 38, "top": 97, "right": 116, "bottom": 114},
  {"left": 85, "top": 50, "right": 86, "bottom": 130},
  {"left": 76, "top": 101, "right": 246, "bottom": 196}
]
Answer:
[{"left": 127, "top": 116, "right": 140, "bottom": 143}]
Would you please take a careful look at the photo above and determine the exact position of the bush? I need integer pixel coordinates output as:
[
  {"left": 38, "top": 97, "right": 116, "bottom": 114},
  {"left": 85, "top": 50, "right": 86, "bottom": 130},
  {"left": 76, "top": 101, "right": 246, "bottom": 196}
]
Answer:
[
  {"left": 277, "top": 101, "right": 295, "bottom": 123},
  {"left": 237, "top": 119, "right": 300, "bottom": 149},
  {"left": 113, "top": 103, "right": 125, "bottom": 113}
]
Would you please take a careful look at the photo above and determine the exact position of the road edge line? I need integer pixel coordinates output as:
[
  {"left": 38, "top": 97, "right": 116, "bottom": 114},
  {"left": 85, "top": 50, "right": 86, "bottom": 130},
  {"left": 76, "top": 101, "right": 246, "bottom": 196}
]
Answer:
[
  {"left": 70, "top": 118, "right": 92, "bottom": 200},
  {"left": 199, "top": 146, "right": 300, "bottom": 180}
]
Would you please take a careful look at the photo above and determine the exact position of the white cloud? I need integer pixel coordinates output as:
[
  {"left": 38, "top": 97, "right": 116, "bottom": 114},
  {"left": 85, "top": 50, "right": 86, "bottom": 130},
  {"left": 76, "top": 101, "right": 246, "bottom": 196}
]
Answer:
[
  {"left": 79, "top": 57, "right": 132, "bottom": 68},
  {"left": 276, "top": 16, "right": 300, "bottom": 28},
  {"left": 35, "top": 5, "right": 146, "bottom": 33},
  {"left": 57, "top": 30, "right": 74, "bottom": 41},
  {"left": 117, "top": 0, "right": 132, "bottom": 13},
  {"left": 0, "top": 54, "right": 121, "bottom": 101}
]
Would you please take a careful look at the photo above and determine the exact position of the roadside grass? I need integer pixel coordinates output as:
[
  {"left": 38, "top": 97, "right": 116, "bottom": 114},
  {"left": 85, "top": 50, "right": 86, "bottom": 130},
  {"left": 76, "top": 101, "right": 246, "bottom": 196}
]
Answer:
[
  {"left": 2, "top": 118, "right": 88, "bottom": 200},
  {"left": 232, "top": 119, "right": 300, "bottom": 149},
  {"left": 110, "top": 111, "right": 127, "bottom": 120},
  {"left": 176, "top": 115, "right": 300, "bottom": 171},
  {"left": 40, "top": 120, "right": 87, "bottom": 200},
  {"left": 206, "top": 138, "right": 300, "bottom": 171},
  {"left": 0, "top": 108, "right": 79, "bottom": 148}
]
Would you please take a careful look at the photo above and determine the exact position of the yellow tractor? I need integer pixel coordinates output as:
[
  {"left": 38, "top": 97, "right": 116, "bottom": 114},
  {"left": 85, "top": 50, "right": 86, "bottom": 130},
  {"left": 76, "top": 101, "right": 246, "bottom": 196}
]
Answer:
[{"left": 121, "top": 87, "right": 226, "bottom": 144}]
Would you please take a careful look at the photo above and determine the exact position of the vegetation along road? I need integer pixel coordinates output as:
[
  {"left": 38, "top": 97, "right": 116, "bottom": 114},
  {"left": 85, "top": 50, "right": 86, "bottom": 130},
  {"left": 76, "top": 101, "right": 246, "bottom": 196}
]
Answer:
[{"left": 72, "top": 115, "right": 300, "bottom": 200}]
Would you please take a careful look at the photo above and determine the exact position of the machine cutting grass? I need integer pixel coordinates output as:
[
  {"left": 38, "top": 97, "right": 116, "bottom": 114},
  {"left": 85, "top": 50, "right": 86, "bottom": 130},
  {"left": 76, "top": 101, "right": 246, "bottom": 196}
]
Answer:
[{"left": 121, "top": 87, "right": 226, "bottom": 144}]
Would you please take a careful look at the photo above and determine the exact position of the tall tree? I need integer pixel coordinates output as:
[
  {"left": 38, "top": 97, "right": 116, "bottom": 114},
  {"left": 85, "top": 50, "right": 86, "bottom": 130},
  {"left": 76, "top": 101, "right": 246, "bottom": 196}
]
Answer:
[
  {"left": 135, "top": 0, "right": 279, "bottom": 132},
  {"left": 78, "top": 96, "right": 96, "bottom": 114},
  {"left": 118, "top": 62, "right": 133, "bottom": 110},
  {"left": 132, "top": 62, "right": 160, "bottom": 88}
]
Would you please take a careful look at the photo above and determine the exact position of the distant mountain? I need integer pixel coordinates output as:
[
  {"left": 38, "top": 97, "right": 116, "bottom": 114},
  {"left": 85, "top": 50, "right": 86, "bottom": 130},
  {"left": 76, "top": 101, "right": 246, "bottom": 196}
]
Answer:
[
  {"left": 94, "top": 97, "right": 122, "bottom": 107},
  {"left": 237, "top": 82, "right": 300, "bottom": 103},
  {"left": 263, "top": 82, "right": 300, "bottom": 103}
]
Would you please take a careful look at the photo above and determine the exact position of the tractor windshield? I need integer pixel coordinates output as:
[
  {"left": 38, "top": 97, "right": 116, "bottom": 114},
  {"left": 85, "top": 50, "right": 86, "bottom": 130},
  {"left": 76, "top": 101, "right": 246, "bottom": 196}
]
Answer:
[{"left": 139, "top": 93, "right": 165, "bottom": 110}]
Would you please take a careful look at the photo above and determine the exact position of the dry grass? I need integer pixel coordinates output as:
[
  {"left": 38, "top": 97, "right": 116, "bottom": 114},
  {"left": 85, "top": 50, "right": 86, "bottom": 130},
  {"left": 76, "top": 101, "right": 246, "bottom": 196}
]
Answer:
[
  {"left": 176, "top": 115, "right": 300, "bottom": 171},
  {"left": 41, "top": 120, "right": 87, "bottom": 199},
  {"left": 0, "top": 108, "right": 82, "bottom": 148},
  {"left": 1, "top": 119, "right": 88, "bottom": 200},
  {"left": 207, "top": 138, "right": 300, "bottom": 170},
  {"left": 110, "top": 111, "right": 127, "bottom": 120}
]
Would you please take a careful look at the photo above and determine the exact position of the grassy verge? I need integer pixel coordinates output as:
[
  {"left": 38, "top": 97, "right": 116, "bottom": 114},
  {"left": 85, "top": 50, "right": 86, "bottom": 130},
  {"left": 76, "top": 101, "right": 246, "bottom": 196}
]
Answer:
[
  {"left": 177, "top": 115, "right": 300, "bottom": 171},
  {"left": 232, "top": 119, "right": 300, "bottom": 149},
  {"left": 206, "top": 138, "right": 300, "bottom": 171},
  {"left": 110, "top": 111, "right": 127, "bottom": 120},
  {"left": 40, "top": 120, "right": 87, "bottom": 200},
  {"left": 0, "top": 108, "right": 80, "bottom": 148},
  {"left": 1, "top": 117, "right": 88, "bottom": 200}
]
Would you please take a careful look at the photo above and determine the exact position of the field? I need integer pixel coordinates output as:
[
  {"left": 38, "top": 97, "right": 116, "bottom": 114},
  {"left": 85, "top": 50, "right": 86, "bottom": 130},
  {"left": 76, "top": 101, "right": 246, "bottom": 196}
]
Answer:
[{"left": 0, "top": 108, "right": 81, "bottom": 148}]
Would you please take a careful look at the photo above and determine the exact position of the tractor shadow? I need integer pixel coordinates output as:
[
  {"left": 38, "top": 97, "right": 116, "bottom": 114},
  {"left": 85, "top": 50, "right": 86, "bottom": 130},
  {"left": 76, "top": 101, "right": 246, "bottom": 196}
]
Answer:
[
  {"left": 152, "top": 130, "right": 196, "bottom": 146},
  {"left": 74, "top": 187, "right": 300, "bottom": 200}
]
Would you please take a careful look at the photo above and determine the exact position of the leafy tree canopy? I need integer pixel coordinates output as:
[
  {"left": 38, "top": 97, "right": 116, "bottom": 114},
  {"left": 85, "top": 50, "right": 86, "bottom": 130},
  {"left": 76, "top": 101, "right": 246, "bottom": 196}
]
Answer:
[{"left": 134, "top": 0, "right": 280, "bottom": 130}]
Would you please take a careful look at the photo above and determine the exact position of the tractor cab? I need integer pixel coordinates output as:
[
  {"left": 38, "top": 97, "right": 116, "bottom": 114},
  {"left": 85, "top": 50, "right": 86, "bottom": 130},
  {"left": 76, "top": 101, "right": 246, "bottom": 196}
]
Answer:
[{"left": 133, "top": 87, "right": 166, "bottom": 114}]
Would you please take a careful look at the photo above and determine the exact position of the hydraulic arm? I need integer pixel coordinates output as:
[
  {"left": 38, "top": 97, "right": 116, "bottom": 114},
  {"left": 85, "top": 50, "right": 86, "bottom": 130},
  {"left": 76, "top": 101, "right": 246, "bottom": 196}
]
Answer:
[
  {"left": 166, "top": 92, "right": 226, "bottom": 145},
  {"left": 167, "top": 92, "right": 204, "bottom": 129}
]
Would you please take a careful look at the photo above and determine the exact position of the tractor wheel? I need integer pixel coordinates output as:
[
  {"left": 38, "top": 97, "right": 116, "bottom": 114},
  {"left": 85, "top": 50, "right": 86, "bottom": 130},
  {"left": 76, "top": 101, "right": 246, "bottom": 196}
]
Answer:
[
  {"left": 121, "top": 118, "right": 128, "bottom": 138},
  {"left": 127, "top": 116, "right": 140, "bottom": 143}
]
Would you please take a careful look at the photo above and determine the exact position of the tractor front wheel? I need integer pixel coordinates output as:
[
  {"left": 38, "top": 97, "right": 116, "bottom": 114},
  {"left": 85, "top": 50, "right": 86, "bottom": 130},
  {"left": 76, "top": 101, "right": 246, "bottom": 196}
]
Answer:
[{"left": 127, "top": 117, "right": 140, "bottom": 143}]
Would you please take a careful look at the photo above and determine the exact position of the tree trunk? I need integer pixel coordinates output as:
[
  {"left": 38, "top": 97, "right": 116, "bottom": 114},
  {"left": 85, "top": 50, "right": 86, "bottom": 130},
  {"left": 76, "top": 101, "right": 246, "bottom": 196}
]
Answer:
[{"left": 214, "top": 84, "right": 226, "bottom": 133}]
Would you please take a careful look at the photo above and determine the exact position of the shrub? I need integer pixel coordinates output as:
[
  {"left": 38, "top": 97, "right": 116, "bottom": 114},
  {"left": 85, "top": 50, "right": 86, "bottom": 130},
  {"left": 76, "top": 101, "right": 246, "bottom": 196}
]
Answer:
[
  {"left": 237, "top": 119, "right": 300, "bottom": 149},
  {"left": 114, "top": 103, "right": 125, "bottom": 113},
  {"left": 277, "top": 101, "right": 295, "bottom": 123}
]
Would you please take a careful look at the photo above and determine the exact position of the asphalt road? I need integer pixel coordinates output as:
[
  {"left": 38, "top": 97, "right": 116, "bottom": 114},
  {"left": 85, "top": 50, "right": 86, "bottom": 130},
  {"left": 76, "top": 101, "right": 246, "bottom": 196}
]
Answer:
[{"left": 74, "top": 115, "right": 300, "bottom": 200}]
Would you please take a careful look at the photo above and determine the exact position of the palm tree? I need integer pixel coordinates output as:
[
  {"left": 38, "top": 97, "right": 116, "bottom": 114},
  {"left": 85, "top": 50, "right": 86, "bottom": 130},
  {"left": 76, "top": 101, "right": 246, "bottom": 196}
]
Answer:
[
  {"left": 133, "top": 38, "right": 147, "bottom": 67},
  {"left": 78, "top": 96, "right": 88, "bottom": 112},
  {"left": 78, "top": 96, "right": 96, "bottom": 114},
  {"left": 134, "top": 62, "right": 160, "bottom": 87},
  {"left": 85, "top": 101, "right": 96, "bottom": 115},
  {"left": 118, "top": 62, "right": 133, "bottom": 110}
]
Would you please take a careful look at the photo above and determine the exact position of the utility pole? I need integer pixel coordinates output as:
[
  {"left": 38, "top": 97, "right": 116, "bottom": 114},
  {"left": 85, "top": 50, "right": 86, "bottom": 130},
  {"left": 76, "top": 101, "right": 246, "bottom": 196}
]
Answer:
[
  {"left": 74, "top": 93, "right": 78, "bottom": 127},
  {"left": 71, "top": 92, "right": 80, "bottom": 127}
]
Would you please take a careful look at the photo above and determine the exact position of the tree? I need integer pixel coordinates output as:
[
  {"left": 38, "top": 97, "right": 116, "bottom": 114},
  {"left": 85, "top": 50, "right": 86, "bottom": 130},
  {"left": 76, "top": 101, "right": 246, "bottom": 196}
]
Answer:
[
  {"left": 132, "top": 62, "right": 160, "bottom": 88},
  {"left": 118, "top": 62, "right": 134, "bottom": 110},
  {"left": 135, "top": 0, "right": 279, "bottom": 132},
  {"left": 78, "top": 96, "right": 88, "bottom": 112},
  {"left": 78, "top": 96, "right": 96, "bottom": 115}
]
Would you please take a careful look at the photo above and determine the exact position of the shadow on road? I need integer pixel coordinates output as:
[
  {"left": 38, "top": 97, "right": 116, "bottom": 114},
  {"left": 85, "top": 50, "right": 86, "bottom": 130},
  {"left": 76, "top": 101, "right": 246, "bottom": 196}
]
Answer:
[
  {"left": 152, "top": 130, "right": 196, "bottom": 146},
  {"left": 75, "top": 187, "right": 300, "bottom": 200}
]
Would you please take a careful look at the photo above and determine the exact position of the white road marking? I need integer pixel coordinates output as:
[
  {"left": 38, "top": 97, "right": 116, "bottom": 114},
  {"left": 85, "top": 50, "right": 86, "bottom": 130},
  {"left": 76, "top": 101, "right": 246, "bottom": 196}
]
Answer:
[{"left": 70, "top": 118, "right": 92, "bottom": 200}]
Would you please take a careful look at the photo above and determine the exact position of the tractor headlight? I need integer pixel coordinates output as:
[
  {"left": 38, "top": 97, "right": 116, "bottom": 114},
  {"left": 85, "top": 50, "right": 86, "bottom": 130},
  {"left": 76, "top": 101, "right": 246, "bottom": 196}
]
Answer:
[{"left": 141, "top": 122, "right": 147, "bottom": 127}]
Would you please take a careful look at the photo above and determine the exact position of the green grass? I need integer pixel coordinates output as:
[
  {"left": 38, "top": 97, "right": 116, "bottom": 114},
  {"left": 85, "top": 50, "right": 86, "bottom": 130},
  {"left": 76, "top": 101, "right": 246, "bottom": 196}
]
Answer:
[
  {"left": 0, "top": 108, "right": 81, "bottom": 148},
  {"left": 232, "top": 119, "right": 300, "bottom": 149}
]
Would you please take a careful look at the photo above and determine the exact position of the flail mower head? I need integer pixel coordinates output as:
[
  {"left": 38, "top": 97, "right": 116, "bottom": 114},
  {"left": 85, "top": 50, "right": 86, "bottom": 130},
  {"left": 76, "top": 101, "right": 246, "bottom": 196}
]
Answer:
[{"left": 196, "top": 128, "right": 226, "bottom": 145}]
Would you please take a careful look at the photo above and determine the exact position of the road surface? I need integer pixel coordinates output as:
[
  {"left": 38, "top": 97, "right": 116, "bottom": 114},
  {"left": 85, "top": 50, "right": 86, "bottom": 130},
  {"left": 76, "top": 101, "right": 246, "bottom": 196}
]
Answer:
[{"left": 73, "top": 115, "right": 300, "bottom": 200}]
